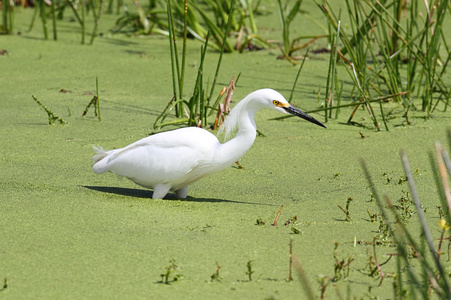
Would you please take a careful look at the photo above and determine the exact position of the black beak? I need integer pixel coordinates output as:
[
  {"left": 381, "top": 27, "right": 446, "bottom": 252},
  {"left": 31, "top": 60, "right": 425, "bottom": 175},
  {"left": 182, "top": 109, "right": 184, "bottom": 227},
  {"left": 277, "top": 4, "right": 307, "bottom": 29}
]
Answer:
[{"left": 283, "top": 106, "right": 327, "bottom": 128}]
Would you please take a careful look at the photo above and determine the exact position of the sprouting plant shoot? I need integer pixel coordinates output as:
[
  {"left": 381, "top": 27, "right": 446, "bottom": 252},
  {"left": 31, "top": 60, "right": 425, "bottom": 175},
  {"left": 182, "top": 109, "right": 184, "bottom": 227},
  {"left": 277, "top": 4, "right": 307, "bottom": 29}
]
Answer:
[
  {"left": 1, "top": 278, "right": 7, "bottom": 291},
  {"left": 286, "top": 237, "right": 293, "bottom": 282},
  {"left": 255, "top": 218, "right": 265, "bottom": 226},
  {"left": 32, "top": 95, "right": 67, "bottom": 125},
  {"left": 160, "top": 259, "right": 182, "bottom": 284},
  {"left": 82, "top": 77, "right": 101, "bottom": 121},
  {"left": 273, "top": 205, "right": 284, "bottom": 226},
  {"left": 246, "top": 260, "right": 254, "bottom": 281},
  {"left": 337, "top": 197, "right": 353, "bottom": 222},
  {"left": 210, "top": 261, "right": 222, "bottom": 282},
  {"left": 332, "top": 242, "right": 354, "bottom": 282}
]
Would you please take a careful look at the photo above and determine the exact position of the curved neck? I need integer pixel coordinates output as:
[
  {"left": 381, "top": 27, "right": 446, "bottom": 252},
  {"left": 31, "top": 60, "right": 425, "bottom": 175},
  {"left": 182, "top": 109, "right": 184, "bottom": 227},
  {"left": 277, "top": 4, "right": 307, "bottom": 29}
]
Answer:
[{"left": 216, "top": 101, "right": 260, "bottom": 166}]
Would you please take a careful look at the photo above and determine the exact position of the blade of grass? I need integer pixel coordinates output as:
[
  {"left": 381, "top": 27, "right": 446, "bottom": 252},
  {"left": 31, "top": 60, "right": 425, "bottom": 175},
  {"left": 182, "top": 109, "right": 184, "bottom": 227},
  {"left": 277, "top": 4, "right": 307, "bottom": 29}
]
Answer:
[
  {"left": 288, "top": 49, "right": 309, "bottom": 104},
  {"left": 401, "top": 150, "right": 451, "bottom": 298},
  {"left": 167, "top": 0, "right": 182, "bottom": 117},
  {"left": 360, "top": 158, "right": 426, "bottom": 298},
  {"left": 208, "top": 0, "right": 236, "bottom": 101},
  {"left": 51, "top": 0, "right": 57, "bottom": 40},
  {"left": 96, "top": 76, "right": 101, "bottom": 121},
  {"left": 435, "top": 143, "right": 451, "bottom": 217}
]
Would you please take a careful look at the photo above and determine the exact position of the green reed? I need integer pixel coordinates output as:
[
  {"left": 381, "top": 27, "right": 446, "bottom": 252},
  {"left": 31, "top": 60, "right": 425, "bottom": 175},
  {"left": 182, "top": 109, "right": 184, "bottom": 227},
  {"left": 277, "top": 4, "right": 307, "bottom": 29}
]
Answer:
[
  {"left": 276, "top": 0, "right": 304, "bottom": 64},
  {"left": 315, "top": 0, "right": 450, "bottom": 130},
  {"left": 360, "top": 131, "right": 451, "bottom": 298},
  {"left": 154, "top": 0, "right": 235, "bottom": 130},
  {"left": 1, "top": 0, "right": 14, "bottom": 34}
]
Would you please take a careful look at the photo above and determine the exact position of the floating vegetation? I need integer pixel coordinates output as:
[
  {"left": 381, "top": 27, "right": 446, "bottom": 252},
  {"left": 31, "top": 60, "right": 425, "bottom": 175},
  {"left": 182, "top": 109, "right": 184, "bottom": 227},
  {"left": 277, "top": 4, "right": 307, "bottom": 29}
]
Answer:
[
  {"left": 31, "top": 95, "right": 67, "bottom": 125},
  {"left": 272, "top": 205, "right": 283, "bottom": 226},
  {"left": 159, "top": 259, "right": 183, "bottom": 284},
  {"left": 360, "top": 132, "right": 451, "bottom": 298},
  {"left": 245, "top": 260, "right": 254, "bottom": 281},
  {"left": 210, "top": 261, "right": 222, "bottom": 282},
  {"left": 337, "top": 197, "right": 353, "bottom": 222},
  {"left": 82, "top": 77, "right": 101, "bottom": 121}
]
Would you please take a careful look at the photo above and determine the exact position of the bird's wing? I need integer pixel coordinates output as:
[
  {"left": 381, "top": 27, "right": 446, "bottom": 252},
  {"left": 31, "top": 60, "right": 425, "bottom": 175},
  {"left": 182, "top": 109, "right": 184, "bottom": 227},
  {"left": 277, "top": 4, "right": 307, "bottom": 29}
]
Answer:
[{"left": 94, "top": 127, "right": 220, "bottom": 188}]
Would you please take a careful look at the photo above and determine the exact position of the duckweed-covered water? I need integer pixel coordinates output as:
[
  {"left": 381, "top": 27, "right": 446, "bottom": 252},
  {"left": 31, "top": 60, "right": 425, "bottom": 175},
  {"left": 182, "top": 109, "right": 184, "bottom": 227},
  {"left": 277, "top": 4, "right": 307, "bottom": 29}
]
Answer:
[{"left": 1, "top": 4, "right": 451, "bottom": 299}]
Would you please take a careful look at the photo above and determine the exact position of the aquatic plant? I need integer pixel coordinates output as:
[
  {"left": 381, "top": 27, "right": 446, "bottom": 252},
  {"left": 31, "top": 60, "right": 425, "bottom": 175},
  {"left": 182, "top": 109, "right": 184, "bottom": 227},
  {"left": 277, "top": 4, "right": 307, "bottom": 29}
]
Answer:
[
  {"left": 210, "top": 261, "right": 222, "bottom": 282},
  {"left": 159, "top": 259, "right": 183, "bottom": 284},
  {"left": 272, "top": 205, "right": 283, "bottom": 226},
  {"left": 153, "top": 0, "right": 236, "bottom": 130},
  {"left": 245, "top": 260, "right": 254, "bottom": 281},
  {"left": 31, "top": 95, "right": 67, "bottom": 125},
  {"left": 1, "top": 0, "right": 14, "bottom": 34},
  {"left": 317, "top": 0, "right": 450, "bottom": 129},
  {"left": 360, "top": 131, "right": 451, "bottom": 298},
  {"left": 27, "top": 0, "right": 105, "bottom": 44},
  {"left": 337, "top": 196, "right": 353, "bottom": 222},
  {"left": 286, "top": 237, "right": 293, "bottom": 282},
  {"left": 82, "top": 77, "right": 101, "bottom": 121}
]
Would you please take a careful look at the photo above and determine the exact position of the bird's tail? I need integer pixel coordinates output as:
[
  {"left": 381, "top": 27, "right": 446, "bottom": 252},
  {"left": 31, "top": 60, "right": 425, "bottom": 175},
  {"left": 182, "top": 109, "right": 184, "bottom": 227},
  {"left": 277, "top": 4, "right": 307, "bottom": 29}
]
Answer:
[{"left": 92, "top": 146, "right": 111, "bottom": 174}]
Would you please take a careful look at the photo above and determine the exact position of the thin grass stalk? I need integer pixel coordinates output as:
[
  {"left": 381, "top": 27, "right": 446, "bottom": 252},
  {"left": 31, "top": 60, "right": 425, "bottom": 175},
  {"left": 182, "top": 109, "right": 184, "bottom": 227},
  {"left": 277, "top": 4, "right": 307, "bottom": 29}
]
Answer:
[
  {"left": 9, "top": 0, "right": 14, "bottom": 32},
  {"left": 321, "top": 1, "right": 357, "bottom": 65},
  {"left": 208, "top": 0, "right": 235, "bottom": 102},
  {"left": 89, "top": 0, "right": 105, "bottom": 45},
  {"left": 292, "top": 256, "right": 315, "bottom": 300},
  {"left": 424, "top": 0, "right": 448, "bottom": 114},
  {"left": 276, "top": 0, "right": 289, "bottom": 56},
  {"left": 360, "top": 159, "right": 426, "bottom": 298},
  {"left": 167, "top": 0, "right": 182, "bottom": 117},
  {"left": 153, "top": 98, "right": 187, "bottom": 129},
  {"left": 191, "top": 1, "right": 233, "bottom": 52},
  {"left": 28, "top": 4, "right": 39, "bottom": 32},
  {"left": 378, "top": 100, "right": 388, "bottom": 131},
  {"left": 438, "top": 29, "right": 451, "bottom": 80},
  {"left": 334, "top": 79, "right": 343, "bottom": 119},
  {"left": 448, "top": 129, "right": 451, "bottom": 154},
  {"left": 50, "top": 0, "right": 57, "bottom": 40},
  {"left": 435, "top": 143, "right": 451, "bottom": 219},
  {"left": 39, "top": 0, "right": 49, "bottom": 40},
  {"left": 373, "top": 0, "right": 448, "bottom": 114},
  {"left": 392, "top": 0, "right": 402, "bottom": 55},
  {"left": 189, "top": 34, "right": 209, "bottom": 126},
  {"left": 407, "top": 0, "right": 419, "bottom": 80},
  {"left": 96, "top": 76, "right": 101, "bottom": 121},
  {"left": 349, "top": 61, "right": 380, "bottom": 130},
  {"left": 2, "top": 0, "right": 8, "bottom": 33},
  {"left": 324, "top": 20, "right": 340, "bottom": 122},
  {"left": 67, "top": 0, "right": 84, "bottom": 27},
  {"left": 180, "top": 0, "right": 188, "bottom": 107},
  {"left": 444, "top": 149, "right": 451, "bottom": 178},
  {"left": 395, "top": 253, "right": 403, "bottom": 299},
  {"left": 401, "top": 150, "right": 451, "bottom": 298},
  {"left": 81, "top": 0, "right": 86, "bottom": 44},
  {"left": 373, "top": 14, "right": 402, "bottom": 103},
  {"left": 288, "top": 49, "right": 309, "bottom": 104},
  {"left": 243, "top": 0, "right": 257, "bottom": 33}
]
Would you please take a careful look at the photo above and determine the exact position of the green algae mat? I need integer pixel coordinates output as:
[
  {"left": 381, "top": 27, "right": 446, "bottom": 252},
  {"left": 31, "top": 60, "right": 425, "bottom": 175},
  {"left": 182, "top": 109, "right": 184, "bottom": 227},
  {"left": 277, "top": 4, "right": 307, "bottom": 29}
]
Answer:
[{"left": 1, "top": 3, "right": 451, "bottom": 299}]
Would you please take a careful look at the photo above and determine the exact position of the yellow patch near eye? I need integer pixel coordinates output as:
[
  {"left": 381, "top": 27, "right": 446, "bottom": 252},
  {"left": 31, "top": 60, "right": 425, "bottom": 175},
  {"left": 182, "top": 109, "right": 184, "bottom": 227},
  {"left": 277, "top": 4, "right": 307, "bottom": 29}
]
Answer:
[{"left": 273, "top": 100, "right": 289, "bottom": 108}]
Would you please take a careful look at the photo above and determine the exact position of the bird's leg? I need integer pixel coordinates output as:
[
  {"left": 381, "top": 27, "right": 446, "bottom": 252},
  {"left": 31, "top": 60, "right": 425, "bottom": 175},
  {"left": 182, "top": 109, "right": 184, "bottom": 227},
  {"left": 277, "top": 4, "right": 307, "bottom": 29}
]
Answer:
[
  {"left": 175, "top": 186, "right": 188, "bottom": 199},
  {"left": 152, "top": 183, "right": 171, "bottom": 199}
]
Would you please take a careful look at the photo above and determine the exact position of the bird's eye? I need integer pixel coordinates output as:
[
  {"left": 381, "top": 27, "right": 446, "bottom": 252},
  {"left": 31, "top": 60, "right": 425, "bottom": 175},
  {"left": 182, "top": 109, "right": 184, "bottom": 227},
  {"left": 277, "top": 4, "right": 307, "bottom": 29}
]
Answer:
[{"left": 273, "top": 100, "right": 280, "bottom": 106}]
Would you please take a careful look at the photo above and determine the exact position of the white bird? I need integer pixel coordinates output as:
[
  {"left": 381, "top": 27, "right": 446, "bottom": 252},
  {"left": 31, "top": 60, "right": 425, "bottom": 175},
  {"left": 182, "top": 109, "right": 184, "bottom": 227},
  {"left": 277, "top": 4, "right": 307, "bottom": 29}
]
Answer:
[{"left": 92, "top": 88, "right": 326, "bottom": 199}]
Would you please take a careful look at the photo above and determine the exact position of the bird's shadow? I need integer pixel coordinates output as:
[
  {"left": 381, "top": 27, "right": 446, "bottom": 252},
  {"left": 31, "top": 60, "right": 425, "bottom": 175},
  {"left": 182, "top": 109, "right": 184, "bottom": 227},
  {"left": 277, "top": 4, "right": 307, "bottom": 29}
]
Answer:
[{"left": 83, "top": 186, "right": 274, "bottom": 206}]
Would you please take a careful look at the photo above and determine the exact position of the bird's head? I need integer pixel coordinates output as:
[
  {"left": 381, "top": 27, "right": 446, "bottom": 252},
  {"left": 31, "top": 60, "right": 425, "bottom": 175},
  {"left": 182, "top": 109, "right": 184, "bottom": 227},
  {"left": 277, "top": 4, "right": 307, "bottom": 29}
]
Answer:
[{"left": 255, "top": 89, "right": 326, "bottom": 128}]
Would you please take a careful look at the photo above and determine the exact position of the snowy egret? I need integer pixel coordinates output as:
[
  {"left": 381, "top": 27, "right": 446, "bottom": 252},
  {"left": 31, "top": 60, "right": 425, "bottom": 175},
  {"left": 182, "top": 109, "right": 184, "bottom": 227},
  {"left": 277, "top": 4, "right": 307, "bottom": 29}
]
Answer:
[{"left": 92, "top": 88, "right": 326, "bottom": 199}]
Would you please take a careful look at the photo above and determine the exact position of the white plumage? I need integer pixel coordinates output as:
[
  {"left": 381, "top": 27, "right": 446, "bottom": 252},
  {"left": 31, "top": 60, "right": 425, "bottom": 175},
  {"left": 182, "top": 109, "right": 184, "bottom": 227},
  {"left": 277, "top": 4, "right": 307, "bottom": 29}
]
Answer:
[{"left": 92, "top": 88, "right": 325, "bottom": 199}]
